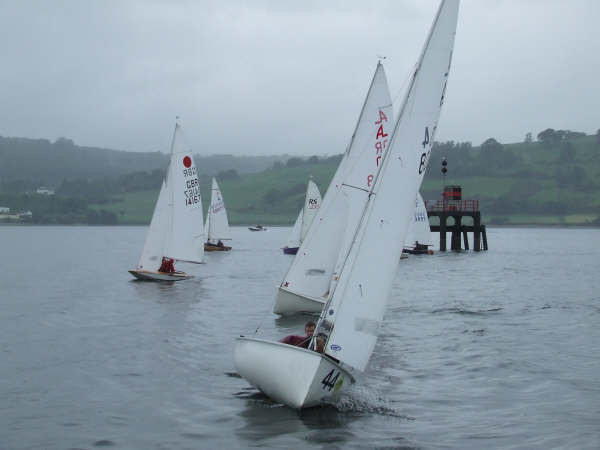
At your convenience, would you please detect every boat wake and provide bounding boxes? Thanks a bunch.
[334,387,414,420]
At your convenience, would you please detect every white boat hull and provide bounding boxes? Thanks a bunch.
[273,286,326,315]
[128,270,193,281]
[233,337,354,409]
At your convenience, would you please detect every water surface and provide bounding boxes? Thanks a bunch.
[1,226,599,449]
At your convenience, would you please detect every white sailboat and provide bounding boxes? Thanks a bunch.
[283,179,322,255]
[235,0,460,408]
[273,60,394,314]
[403,192,433,254]
[204,177,232,251]
[129,121,205,281]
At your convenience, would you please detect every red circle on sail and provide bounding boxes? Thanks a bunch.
[183,156,192,168]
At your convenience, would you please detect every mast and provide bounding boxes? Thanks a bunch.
[166,120,179,258]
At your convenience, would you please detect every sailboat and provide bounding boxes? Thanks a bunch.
[204,177,232,251]
[403,193,434,255]
[234,0,460,408]
[273,60,394,315]
[283,178,322,255]
[129,121,205,281]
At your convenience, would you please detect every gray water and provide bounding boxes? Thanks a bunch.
[1,226,599,449]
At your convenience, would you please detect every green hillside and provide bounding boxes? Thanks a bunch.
[89,132,600,226]
[3,128,600,226]
[92,158,340,225]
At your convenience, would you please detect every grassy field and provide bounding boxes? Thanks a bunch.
[90,135,600,226]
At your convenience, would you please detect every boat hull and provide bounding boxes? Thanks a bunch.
[128,270,193,281]
[273,286,325,315]
[402,248,434,255]
[204,243,232,252]
[233,337,354,409]
[282,246,299,255]
[248,226,267,231]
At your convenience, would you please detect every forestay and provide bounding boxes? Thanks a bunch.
[278,62,394,301]
[320,0,460,371]
[164,124,205,263]
[206,177,231,243]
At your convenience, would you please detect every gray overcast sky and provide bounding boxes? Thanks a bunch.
[0,0,598,155]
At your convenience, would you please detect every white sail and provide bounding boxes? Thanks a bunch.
[404,192,432,248]
[318,0,460,371]
[300,179,322,240]
[164,123,205,263]
[284,209,303,249]
[206,177,231,243]
[275,62,394,313]
[138,180,169,271]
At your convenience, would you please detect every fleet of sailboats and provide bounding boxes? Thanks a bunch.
[234,0,459,408]
[204,177,232,251]
[125,0,459,411]
[282,178,322,255]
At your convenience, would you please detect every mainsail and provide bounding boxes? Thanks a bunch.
[317,0,460,371]
[276,62,394,305]
[284,179,322,250]
[300,179,322,241]
[164,123,205,264]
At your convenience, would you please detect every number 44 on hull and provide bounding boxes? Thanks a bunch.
[234,337,354,409]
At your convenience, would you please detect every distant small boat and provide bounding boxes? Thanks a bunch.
[283,178,322,255]
[129,121,204,281]
[204,177,232,252]
[403,193,434,255]
[248,225,267,231]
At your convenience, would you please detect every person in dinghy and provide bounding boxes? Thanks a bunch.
[279,321,315,349]
[158,257,175,273]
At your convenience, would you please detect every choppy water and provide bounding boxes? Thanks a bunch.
[1,225,599,449]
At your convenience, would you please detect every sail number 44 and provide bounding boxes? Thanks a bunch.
[321,369,341,392]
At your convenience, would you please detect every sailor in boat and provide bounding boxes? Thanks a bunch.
[217,240,224,248]
[279,321,315,349]
[158,257,175,273]
[314,333,326,353]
